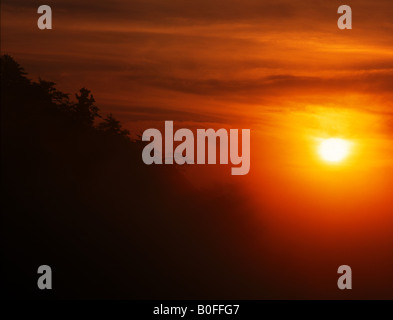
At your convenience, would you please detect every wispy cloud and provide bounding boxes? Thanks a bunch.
[2,0,393,134]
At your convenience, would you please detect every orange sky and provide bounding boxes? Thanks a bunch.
[2,0,393,175]
[2,0,393,130]
[2,0,393,297]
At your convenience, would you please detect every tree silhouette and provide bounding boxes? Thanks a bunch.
[73,87,100,126]
[37,79,70,106]
[0,54,29,86]
[1,54,262,300]
[98,113,130,138]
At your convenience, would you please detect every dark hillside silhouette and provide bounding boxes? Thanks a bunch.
[1,55,265,299]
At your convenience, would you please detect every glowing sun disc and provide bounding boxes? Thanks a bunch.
[318,138,350,163]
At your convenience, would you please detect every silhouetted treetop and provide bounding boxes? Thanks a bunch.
[1,54,29,85]
[37,79,70,106]
[98,113,130,138]
[1,54,130,139]
[73,87,100,127]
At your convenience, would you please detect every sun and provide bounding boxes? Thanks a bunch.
[318,138,351,163]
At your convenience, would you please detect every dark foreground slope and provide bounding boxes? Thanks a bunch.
[1,55,265,299]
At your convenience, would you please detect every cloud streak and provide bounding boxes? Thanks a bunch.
[2,0,393,136]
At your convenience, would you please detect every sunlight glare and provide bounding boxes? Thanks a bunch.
[318,138,351,163]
